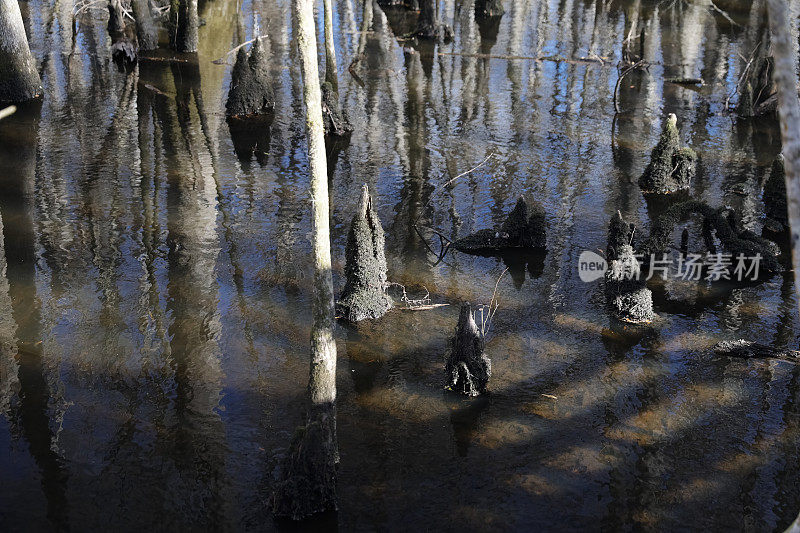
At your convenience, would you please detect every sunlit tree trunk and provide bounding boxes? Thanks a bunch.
[271,0,338,520]
[169,0,198,52]
[323,0,338,92]
[766,1,800,528]
[0,0,42,103]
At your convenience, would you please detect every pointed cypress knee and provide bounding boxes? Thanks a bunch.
[445,304,491,396]
[638,114,697,195]
[226,38,275,118]
[337,185,392,322]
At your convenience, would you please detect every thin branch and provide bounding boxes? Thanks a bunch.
[613,59,646,114]
[441,152,494,188]
[211,35,269,65]
[0,106,16,121]
[709,0,740,27]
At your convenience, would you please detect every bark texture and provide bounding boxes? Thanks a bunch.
[445,304,491,396]
[225,39,275,117]
[638,113,696,194]
[169,0,199,53]
[338,184,392,322]
[605,212,654,324]
[0,0,42,104]
[272,0,338,520]
[766,4,800,527]
[132,0,158,51]
[323,0,338,92]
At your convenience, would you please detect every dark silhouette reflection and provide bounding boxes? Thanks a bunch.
[449,395,489,457]
[227,115,274,167]
[0,103,70,531]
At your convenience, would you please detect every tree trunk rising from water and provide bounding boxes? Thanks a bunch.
[271,0,339,520]
[169,0,199,53]
[323,0,338,92]
[0,0,42,103]
[766,1,800,532]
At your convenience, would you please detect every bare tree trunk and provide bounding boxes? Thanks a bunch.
[766,1,800,529]
[323,0,338,92]
[169,0,199,52]
[0,0,42,103]
[271,0,339,520]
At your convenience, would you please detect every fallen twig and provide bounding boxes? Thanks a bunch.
[613,59,647,114]
[211,35,269,65]
[0,106,16,121]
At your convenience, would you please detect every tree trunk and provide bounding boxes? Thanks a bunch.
[323,0,338,92]
[0,0,42,104]
[271,0,339,520]
[132,0,159,51]
[766,1,800,529]
[416,0,436,38]
[169,0,199,53]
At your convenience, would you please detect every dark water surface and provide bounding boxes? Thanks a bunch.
[2,0,800,530]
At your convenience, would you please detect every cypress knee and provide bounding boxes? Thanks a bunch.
[445,304,491,396]
[338,185,392,321]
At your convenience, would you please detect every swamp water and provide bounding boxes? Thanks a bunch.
[1,0,800,530]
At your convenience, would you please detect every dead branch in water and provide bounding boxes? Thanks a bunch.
[0,106,16,121]
[211,35,269,65]
[476,267,509,338]
[613,59,647,114]
[386,283,448,310]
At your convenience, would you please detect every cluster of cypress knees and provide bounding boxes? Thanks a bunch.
[224,44,795,392]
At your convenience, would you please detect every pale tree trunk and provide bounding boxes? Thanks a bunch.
[169,0,199,52]
[271,0,339,520]
[0,0,41,103]
[766,1,800,531]
[323,0,338,92]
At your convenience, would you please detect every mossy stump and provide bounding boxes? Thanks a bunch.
[445,304,491,397]
[638,114,697,195]
[225,38,275,118]
[453,197,546,255]
[337,185,392,322]
[605,212,654,324]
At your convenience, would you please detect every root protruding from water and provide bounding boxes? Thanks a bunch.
[225,38,275,118]
[337,185,392,322]
[605,212,654,324]
[638,113,697,195]
[445,304,491,397]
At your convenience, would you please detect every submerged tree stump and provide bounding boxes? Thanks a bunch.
[605,212,654,324]
[641,200,782,274]
[713,339,799,362]
[445,304,491,396]
[738,56,777,117]
[638,114,697,195]
[453,197,546,254]
[337,185,392,322]
[226,39,275,118]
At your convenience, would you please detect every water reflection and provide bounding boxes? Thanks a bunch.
[1,0,800,530]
